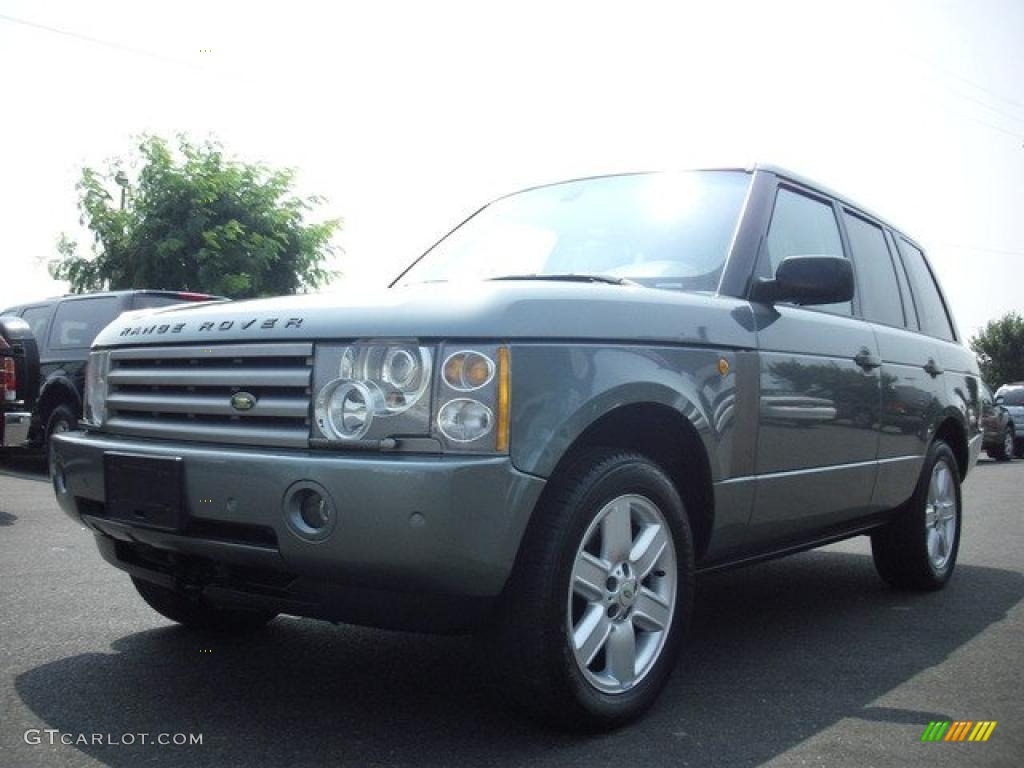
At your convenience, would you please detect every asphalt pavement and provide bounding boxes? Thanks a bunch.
[1,455,1021,767]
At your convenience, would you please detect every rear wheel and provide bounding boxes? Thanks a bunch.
[485,449,694,730]
[871,440,961,590]
[132,577,277,632]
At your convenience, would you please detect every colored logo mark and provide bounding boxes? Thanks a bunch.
[921,721,997,742]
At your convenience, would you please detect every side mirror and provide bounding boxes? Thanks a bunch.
[752,255,854,306]
[994,396,1004,406]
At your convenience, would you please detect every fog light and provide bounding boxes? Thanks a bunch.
[283,481,337,541]
[299,490,329,530]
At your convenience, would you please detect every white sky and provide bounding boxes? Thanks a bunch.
[1,0,1021,340]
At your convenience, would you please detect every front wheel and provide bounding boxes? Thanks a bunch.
[988,427,1014,462]
[485,449,694,731]
[871,440,961,590]
[45,404,77,474]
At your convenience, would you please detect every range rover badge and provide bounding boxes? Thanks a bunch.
[231,392,257,412]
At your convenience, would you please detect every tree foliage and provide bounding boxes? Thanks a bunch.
[970,311,1024,388]
[52,135,340,298]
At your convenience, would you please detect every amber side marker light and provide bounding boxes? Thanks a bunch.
[496,347,511,453]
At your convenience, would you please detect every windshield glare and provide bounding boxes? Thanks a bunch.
[397,171,751,292]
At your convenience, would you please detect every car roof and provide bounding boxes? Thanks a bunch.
[2,289,224,314]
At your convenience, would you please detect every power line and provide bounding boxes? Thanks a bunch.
[945,80,1024,127]
[908,51,1024,113]
[947,109,1023,139]
[0,12,202,70]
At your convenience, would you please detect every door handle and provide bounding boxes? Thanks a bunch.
[924,358,944,377]
[853,348,882,370]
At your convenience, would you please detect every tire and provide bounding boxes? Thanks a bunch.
[989,427,1014,462]
[871,440,961,591]
[484,449,695,731]
[45,404,77,474]
[131,577,277,632]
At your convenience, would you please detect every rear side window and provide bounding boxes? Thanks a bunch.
[897,238,955,341]
[20,305,53,343]
[842,212,904,327]
[49,297,121,350]
[765,187,852,316]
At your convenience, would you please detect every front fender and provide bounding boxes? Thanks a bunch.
[508,344,748,482]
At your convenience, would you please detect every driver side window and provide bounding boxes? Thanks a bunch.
[765,187,852,316]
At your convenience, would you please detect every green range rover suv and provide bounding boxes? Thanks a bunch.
[51,165,982,729]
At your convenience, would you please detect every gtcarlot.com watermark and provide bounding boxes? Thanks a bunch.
[24,729,202,747]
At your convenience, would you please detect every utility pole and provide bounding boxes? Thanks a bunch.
[114,171,129,209]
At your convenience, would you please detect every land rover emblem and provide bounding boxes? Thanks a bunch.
[231,392,257,412]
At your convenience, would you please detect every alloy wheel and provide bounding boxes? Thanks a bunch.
[567,494,677,694]
[924,459,957,571]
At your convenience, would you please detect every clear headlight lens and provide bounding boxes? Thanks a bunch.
[316,379,383,440]
[437,398,494,442]
[83,350,110,427]
[338,343,430,414]
[314,342,433,442]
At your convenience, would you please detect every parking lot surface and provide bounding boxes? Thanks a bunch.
[1,456,1021,767]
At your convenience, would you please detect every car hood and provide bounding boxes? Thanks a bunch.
[93,281,756,349]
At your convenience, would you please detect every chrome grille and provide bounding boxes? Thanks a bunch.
[104,342,313,448]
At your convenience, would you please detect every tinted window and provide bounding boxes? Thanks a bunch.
[20,305,53,342]
[897,238,954,341]
[887,231,919,330]
[49,297,121,349]
[843,212,904,327]
[765,187,851,316]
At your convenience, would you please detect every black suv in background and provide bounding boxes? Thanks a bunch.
[1,290,221,460]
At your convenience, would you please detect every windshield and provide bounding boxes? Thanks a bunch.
[996,386,1024,406]
[396,170,751,292]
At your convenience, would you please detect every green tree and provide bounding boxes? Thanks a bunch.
[51,135,340,298]
[970,311,1024,388]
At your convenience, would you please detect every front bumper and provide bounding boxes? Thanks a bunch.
[2,411,31,448]
[51,431,545,631]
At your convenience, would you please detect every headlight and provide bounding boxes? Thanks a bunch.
[314,342,433,442]
[443,350,495,391]
[437,398,494,442]
[83,350,110,427]
[433,344,510,454]
[313,341,510,453]
[317,379,381,440]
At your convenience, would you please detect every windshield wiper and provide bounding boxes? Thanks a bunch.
[488,273,634,286]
